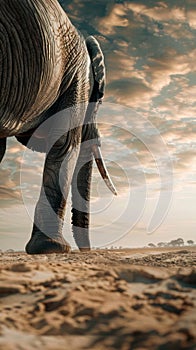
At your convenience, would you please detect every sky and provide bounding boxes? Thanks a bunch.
[0,0,195,250]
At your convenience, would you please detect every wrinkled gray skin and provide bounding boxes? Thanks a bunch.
[0,0,107,254]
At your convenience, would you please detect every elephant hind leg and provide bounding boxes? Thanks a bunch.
[0,138,6,163]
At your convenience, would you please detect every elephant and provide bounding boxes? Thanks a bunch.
[0,0,117,254]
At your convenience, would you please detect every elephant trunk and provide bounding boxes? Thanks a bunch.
[86,36,117,196]
[71,143,93,250]
[71,36,117,250]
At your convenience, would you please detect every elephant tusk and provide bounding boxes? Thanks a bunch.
[92,144,117,196]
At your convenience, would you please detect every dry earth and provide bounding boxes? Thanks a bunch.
[0,247,195,350]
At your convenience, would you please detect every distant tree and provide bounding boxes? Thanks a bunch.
[168,240,177,247]
[157,242,167,247]
[148,243,156,248]
[176,238,184,246]
[187,240,194,245]
[169,238,184,247]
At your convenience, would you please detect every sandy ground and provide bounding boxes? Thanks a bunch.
[0,246,195,350]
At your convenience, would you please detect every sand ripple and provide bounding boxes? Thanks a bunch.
[0,247,195,349]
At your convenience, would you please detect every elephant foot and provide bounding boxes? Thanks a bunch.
[25,232,71,255]
[79,247,91,252]
[73,226,91,252]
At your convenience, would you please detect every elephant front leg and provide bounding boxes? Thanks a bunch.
[71,143,93,251]
[26,129,81,254]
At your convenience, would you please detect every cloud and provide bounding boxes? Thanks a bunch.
[107,77,154,107]
[163,23,194,39]
[157,75,196,121]
[105,46,196,110]
[144,48,196,91]
[128,2,186,23]
[97,4,129,35]
[105,51,137,83]
[175,150,196,170]
[187,9,196,29]
[0,138,44,204]
[0,167,22,205]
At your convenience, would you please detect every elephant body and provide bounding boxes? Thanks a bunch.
[0,0,92,137]
[0,0,115,254]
